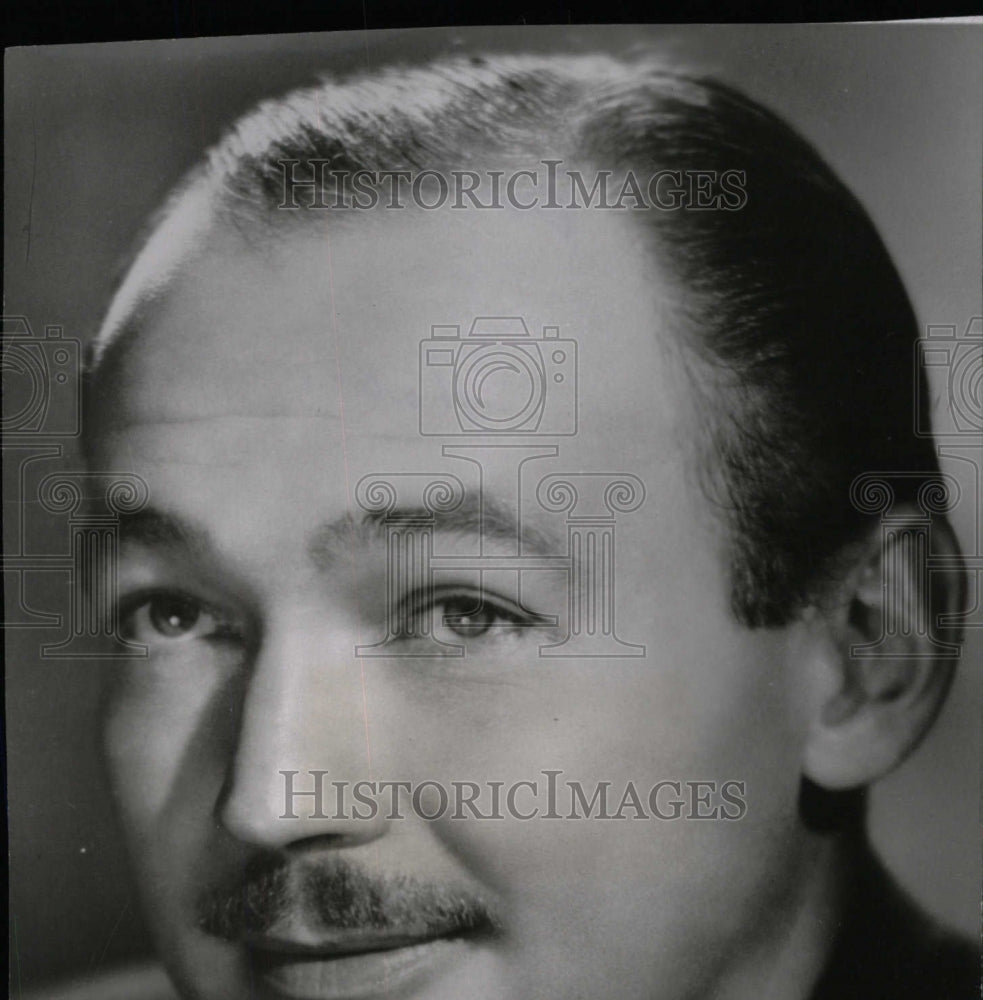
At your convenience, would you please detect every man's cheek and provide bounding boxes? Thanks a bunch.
[103,664,231,826]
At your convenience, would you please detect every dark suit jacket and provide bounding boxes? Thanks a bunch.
[810,850,977,1000]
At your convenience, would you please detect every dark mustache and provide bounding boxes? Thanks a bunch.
[197,854,498,940]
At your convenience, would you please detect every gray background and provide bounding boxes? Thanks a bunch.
[5,24,981,993]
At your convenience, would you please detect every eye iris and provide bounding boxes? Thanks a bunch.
[443,597,496,636]
[149,596,201,637]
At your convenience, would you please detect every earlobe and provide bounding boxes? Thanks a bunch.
[802,513,964,791]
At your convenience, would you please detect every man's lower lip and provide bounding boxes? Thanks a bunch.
[250,937,470,999]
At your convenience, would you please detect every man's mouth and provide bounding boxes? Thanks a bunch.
[196,855,500,998]
[244,925,486,999]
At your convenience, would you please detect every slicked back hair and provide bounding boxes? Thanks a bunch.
[87,54,942,627]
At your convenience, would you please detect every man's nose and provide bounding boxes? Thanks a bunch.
[218,616,387,849]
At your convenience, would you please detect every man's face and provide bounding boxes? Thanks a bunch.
[94,205,824,1000]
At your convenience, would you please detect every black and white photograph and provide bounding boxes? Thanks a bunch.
[4,21,981,1000]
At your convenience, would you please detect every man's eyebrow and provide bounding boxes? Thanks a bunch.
[308,494,562,570]
[116,507,214,552]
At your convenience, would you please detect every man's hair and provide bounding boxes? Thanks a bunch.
[86,53,942,627]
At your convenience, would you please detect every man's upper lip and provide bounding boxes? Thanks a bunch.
[242,926,467,959]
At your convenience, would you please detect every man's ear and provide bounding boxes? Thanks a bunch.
[802,511,965,791]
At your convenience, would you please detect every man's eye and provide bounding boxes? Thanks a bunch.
[440,595,506,637]
[395,589,549,647]
[148,595,206,637]
[121,593,226,642]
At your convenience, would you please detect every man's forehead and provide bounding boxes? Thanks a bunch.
[97,204,685,439]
